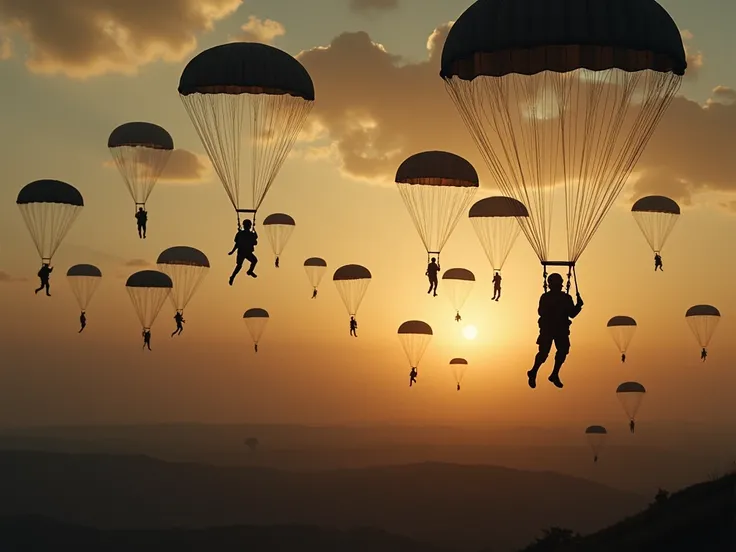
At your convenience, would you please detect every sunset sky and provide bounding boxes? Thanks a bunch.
[0,0,735,429]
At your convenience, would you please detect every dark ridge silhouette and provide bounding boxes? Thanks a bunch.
[0,515,445,552]
[0,451,645,551]
[514,472,736,551]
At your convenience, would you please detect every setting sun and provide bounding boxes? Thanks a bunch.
[462,325,478,340]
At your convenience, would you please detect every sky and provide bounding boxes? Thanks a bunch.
[0,0,735,429]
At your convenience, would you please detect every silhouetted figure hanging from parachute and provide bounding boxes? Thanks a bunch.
[398,321,433,389]
[333,265,371,339]
[263,213,296,269]
[450,358,468,391]
[304,257,327,299]
[171,312,185,337]
[66,264,102,333]
[229,220,258,284]
[135,207,148,239]
[79,312,87,333]
[492,272,502,301]
[631,196,680,271]
[35,264,53,296]
[685,305,720,362]
[157,246,210,337]
[607,316,637,363]
[585,425,607,463]
[616,382,646,434]
[442,268,474,321]
[142,329,152,351]
[243,308,270,353]
[426,258,440,297]
[125,270,173,351]
[350,316,358,337]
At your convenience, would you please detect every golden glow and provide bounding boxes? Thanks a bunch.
[462,325,478,341]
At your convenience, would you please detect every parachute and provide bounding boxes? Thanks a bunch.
[243,308,270,353]
[449,357,469,389]
[156,246,210,315]
[125,270,173,333]
[616,381,646,423]
[107,122,174,210]
[333,264,372,318]
[397,321,433,371]
[395,151,479,263]
[304,257,327,295]
[468,196,528,273]
[631,195,680,257]
[607,316,637,361]
[17,179,84,264]
[262,213,296,267]
[685,305,721,358]
[66,264,102,313]
[441,268,475,321]
[441,0,686,291]
[585,425,608,463]
[178,42,315,228]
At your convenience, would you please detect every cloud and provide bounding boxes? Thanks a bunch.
[0,270,26,282]
[234,15,285,44]
[103,148,210,184]
[0,35,11,60]
[0,0,241,78]
[350,0,399,13]
[124,259,151,268]
[681,30,704,79]
[706,85,736,107]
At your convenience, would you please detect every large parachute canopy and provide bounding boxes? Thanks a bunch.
[178,42,315,227]
[631,195,680,255]
[243,308,270,352]
[395,151,479,262]
[607,316,638,359]
[397,320,433,369]
[441,268,475,320]
[156,246,210,315]
[17,179,84,264]
[304,257,327,292]
[125,270,173,331]
[585,425,608,462]
[66,264,102,312]
[107,122,174,209]
[449,357,469,387]
[441,0,686,282]
[333,264,372,317]
[685,305,720,354]
[469,196,528,272]
[616,381,646,422]
[262,213,296,265]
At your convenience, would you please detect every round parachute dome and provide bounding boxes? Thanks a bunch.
[585,425,607,435]
[617,382,646,394]
[442,268,475,282]
[244,308,269,319]
[469,196,529,218]
[395,151,479,187]
[607,316,637,327]
[66,264,102,278]
[178,42,315,100]
[450,358,468,365]
[108,122,174,150]
[333,264,371,281]
[304,257,327,268]
[631,196,680,215]
[125,270,173,289]
[686,305,720,318]
[157,246,210,268]
[440,0,687,79]
[17,179,84,206]
[263,213,296,226]
[398,320,433,336]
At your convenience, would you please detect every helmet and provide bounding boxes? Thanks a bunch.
[547,273,563,287]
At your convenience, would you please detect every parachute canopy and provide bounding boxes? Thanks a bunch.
[263,213,296,260]
[442,268,475,317]
[616,381,646,421]
[585,425,608,459]
[333,264,372,316]
[304,257,327,290]
[440,0,686,265]
[125,270,173,330]
[66,264,102,311]
[17,179,84,263]
[469,196,528,271]
[631,195,680,254]
[607,315,638,355]
[395,151,479,257]
[108,122,174,207]
[156,246,210,314]
[585,425,607,435]
[397,320,433,369]
[685,305,721,349]
[243,307,270,346]
[178,42,315,225]
[450,357,469,385]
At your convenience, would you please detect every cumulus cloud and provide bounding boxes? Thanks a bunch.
[706,85,736,107]
[103,148,210,184]
[0,270,25,282]
[350,0,399,13]
[0,35,11,60]
[681,30,704,79]
[0,0,241,78]
[124,259,150,268]
[234,15,285,44]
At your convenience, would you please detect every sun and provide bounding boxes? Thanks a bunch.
[462,324,478,340]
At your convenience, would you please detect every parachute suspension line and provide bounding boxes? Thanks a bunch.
[109,145,172,206]
[18,202,82,264]
[543,265,548,293]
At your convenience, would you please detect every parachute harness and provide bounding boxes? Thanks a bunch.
[542,261,579,297]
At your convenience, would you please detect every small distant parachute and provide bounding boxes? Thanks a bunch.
[304,257,327,297]
[66,264,102,318]
[616,382,646,424]
[397,321,433,376]
[156,246,210,316]
[631,196,680,258]
[17,179,84,265]
[442,268,475,321]
[333,264,372,320]
[468,196,528,273]
[244,437,259,453]
[449,357,468,390]
[107,122,174,210]
[395,151,479,264]
[125,270,173,337]
[585,425,608,463]
[243,308,269,353]
[685,305,721,359]
[262,213,296,267]
[607,316,637,362]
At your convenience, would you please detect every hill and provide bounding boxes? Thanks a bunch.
[0,451,644,551]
